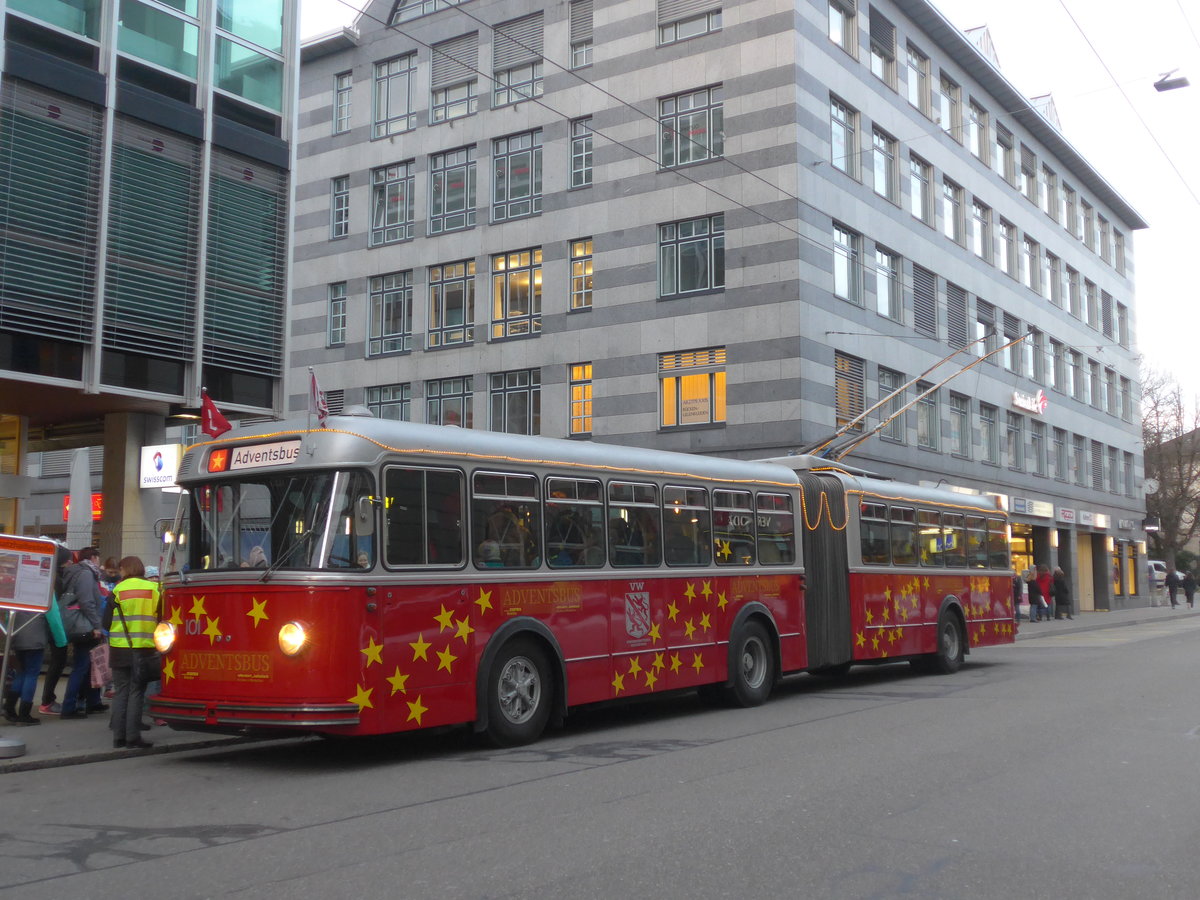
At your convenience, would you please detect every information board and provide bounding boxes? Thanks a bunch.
[0,534,57,613]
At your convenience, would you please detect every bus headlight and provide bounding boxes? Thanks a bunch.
[278,622,308,656]
[153,622,176,653]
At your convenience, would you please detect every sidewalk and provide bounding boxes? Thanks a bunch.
[5,603,1198,772]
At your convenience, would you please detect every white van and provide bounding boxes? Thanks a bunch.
[1148,560,1168,591]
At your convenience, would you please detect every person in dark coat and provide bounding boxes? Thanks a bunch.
[1165,569,1182,609]
[1052,567,1074,620]
[1183,571,1197,609]
[1025,569,1047,622]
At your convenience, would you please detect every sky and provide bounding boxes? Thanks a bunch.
[299,0,1200,401]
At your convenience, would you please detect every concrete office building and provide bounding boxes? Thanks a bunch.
[294,0,1149,609]
[0,0,297,555]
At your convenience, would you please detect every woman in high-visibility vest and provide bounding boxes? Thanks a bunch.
[103,556,161,750]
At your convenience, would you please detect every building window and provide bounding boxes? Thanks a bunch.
[973,300,995,358]
[370,161,415,246]
[366,383,410,420]
[1116,302,1129,347]
[1071,434,1086,486]
[1006,411,1024,470]
[936,73,960,139]
[828,0,856,56]
[1088,360,1102,409]
[1052,427,1067,481]
[1115,231,1126,275]
[1081,201,1096,251]
[1050,340,1066,392]
[1044,252,1060,304]
[428,260,475,348]
[998,219,1016,277]
[1099,216,1112,264]
[830,96,858,178]
[905,44,929,114]
[1124,451,1135,496]
[1067,266,1081,318]
[1028,328,1046,384]
[1120,376,1133,421]
[432,80,478,122]
[1104,367,1117,415]
[491,248,542,339]
[333,72,352,134]
[368,271,413,355]
[869,8,896,87]
[570,362,593,435]
[1062,184,1078,237]
[429,146,476,234]
[878,367,904,442]
[660,347,727,428]
[570,238,593,310]
[993,126,1014,184]
[916,382,938,450]
[328,282,346,346]
[834,352,865,430]
[872,128,897,201]
[492,12,545,106]
[1090,440,1104,491]
[832,224,862,305]
[661,86,724,168]
[1040,164,1058,219]
[912,265,937,338]
[1069,350,1085,400]
[427,376,473,427]
[971,199,991,261]
[967,100,987,160]
[489,369,541,435]
[980,403,999,464]
[569,0,593,68]
[658,2,721,45]
[1002,312,1021,374]
[909,156,932,224]
[330,175,349,239]
[493,60,543,107]
[570,117,593,188]
[493,130,542,222]
[392,0,470,23]
[949,393,969,457]
[1021,236,1039,292]
[947,282,968,348]
[659,213,724,297]
[1085,280,1099,329]
[373,53,416,137]
[941,178,963,243]
[1019,146,1038,204]
[874,245,899,320]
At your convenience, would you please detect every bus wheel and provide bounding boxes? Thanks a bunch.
[725,621,774,707]
[930,609,965,674]
[485,638,551,747]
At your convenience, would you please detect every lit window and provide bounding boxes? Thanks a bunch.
[569,363,593,435]
[660,347,726,428]
[570,238,593,310]
[491,248,542,339]
[427,260,475,348]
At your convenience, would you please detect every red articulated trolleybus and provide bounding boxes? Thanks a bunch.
[150,413,1015,746]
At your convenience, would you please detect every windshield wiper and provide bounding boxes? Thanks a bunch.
[259,528,316,583]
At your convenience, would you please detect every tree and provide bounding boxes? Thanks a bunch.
[1141,367,1200,567]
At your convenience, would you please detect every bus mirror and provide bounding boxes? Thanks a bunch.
[355,495,376,536]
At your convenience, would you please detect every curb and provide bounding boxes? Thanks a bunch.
[0,733,286,775]
[1014,606,1200,642]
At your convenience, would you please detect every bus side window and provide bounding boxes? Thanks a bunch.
[890,506,917,566]
[384,467,464,567]
[942,513,966,568]
[545,477,605,568]
[919,509,943,567]
[472,472,540,569]
[609,482,660,567]
[966,515,988,568]
[987,517,1009,569]
[860,502,890,565]
[714,489,755,566]
[756,493,795,565]
[663,485,711,566]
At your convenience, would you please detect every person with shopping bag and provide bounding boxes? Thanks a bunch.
[104,556,161,750]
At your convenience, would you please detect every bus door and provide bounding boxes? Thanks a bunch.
[798,472,851,669]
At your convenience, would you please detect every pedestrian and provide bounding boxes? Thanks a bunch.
[3,596,65,725]
[38,544,79,716]
[57,546,106,720]
[105,556,161,750]
[1166,568,1182,609]
[1012,571,1025,622]
[1052,567,1073,619]
[1025,569,1047,622]
[1183,570,1197,609]
[1036,564,1053,620]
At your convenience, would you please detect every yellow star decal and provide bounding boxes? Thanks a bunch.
[436,644,458,673]
[203,616,222,645]
[189,596,207,620]
[648,622,662,643]
[612,671,625,694]
[684,619,697,639]
[910,594,919,610]
[923,576,931,589]
[898,607,909,622]
[409,633,431,660]
[881,605,891,622]
[701,580,713,600]
[349,684,373,712]
[667,600,680,622]
[700,612,712,632]
[669,653,682,674]
[247,597,268,627]
[865,608,874,625]
[895,627,904,639]
[718,540,731,560]
[474,587,493,613]
[717,591,729,611]
[887,629,897,644]
[628,656,643,676]
[855,631,866,648]
[871,634,880,651]
[691,652,704,672]
[645,670,658,690]
[162,657,175,683]
[652,651,665,672]
[168,606,183,627]
[684,583,697,602]
[386,667,409,695]
[454,616,474,644]
[884,586,892,602]
[434,604,455,632]
[361,636,384,667]
[406,695,427,724]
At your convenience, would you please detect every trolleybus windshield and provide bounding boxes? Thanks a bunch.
[189,470,375,573]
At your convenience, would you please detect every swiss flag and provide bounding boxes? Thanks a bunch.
[200,389,232,438]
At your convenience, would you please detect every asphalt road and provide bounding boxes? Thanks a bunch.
[4,617,1200,899]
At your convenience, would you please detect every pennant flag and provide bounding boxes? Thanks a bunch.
[309,367,329,427]
[200,389,232,438]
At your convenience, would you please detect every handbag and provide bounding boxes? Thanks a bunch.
[114,601,162,685]
[60,593,98,646]
[89,642,112,688]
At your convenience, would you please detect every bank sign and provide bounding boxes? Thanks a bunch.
[140,443,182,489]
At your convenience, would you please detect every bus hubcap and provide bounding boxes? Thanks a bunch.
[499,656,540,724]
